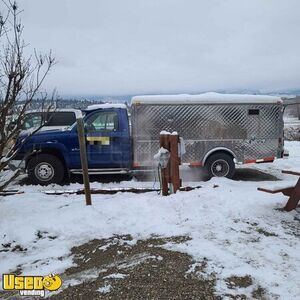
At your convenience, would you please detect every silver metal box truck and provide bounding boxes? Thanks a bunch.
[14,93,294,185]
[131,93,285,178]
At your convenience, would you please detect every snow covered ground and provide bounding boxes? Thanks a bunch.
[1,141,300,299]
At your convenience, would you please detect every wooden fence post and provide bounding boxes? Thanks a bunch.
[169,133,181,193]
[76,116,92,206]
[159,133,170,196]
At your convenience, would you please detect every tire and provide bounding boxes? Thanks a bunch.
[27,154,65,185]
[205,153,235,179]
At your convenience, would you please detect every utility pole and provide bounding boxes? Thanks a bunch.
[76,114,92,205]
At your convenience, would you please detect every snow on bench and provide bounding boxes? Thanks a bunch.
[257,181,297,194]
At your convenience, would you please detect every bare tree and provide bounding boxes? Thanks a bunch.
[0,0,56,191]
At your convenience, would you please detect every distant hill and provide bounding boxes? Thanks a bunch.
[61,89,300,101]
[20,89,300,110]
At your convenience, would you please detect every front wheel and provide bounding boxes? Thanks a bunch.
[205,153,235,179]
[27,154,65,185]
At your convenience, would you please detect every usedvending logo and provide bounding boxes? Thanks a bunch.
[2,273,62,297]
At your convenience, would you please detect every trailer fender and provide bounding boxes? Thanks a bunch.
[203,147,237,165]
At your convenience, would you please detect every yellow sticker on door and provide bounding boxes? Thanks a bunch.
[86,136,110,145]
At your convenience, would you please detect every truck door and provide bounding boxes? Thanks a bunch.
[85,110,127,168]
[245,108,263,159]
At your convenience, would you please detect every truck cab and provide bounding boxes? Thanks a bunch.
[16,104,131,185]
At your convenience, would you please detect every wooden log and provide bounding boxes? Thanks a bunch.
[0,190,24,196]
[44,186,204,196]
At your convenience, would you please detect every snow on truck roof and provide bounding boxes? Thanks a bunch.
[86,103,127,110]
[131,92,282,105]
[25,108,81,114]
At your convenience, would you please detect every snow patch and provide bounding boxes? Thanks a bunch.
[103,273,127,279]
[86,103,127,110]
[97,283,112,294]
[160,130,171,135]
[132,92,282,105]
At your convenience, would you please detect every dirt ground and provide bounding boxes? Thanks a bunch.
[49,235,219,300]
[0,235,269,300]
[53,235,269,300]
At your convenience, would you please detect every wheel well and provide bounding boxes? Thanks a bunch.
[26,149,67,170]
[203,149,235,165]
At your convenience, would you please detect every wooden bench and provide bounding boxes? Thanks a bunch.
[258,169,300,211]
[257,185,295,197]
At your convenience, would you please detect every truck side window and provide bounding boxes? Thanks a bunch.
[45,112,76,126]
[85,112,118,132]
[22,113,43,129]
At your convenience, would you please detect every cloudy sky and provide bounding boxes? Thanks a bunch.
[16,0,300,96]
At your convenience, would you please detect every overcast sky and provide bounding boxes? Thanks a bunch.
[14,0,300,96]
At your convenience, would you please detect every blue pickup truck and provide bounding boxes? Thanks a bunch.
[16,104,132,184]
[15,94,287,185]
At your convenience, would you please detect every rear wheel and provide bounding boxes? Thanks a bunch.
[205,153,235,179]
[27,154,65,185]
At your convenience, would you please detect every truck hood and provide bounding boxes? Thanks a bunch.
[34,128,71,135]
[21,126,70,135]
[19,128,72,142]
[16,128,74,155]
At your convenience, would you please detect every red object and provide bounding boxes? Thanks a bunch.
[189,161,202,167]
[244,157,274,164]
[263,157,274,162]
[244,159,256,164]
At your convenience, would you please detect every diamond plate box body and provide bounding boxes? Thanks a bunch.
[131,102,284,167]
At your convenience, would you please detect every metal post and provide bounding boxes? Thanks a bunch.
[76,117,92,205]
[159,133,170,196]
[169,133,181,193]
